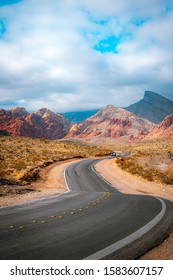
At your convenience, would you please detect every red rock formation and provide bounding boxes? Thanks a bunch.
[27,108,72,139]
[0,107,72,139]
[144,113,173,140]
[65,104,154,141]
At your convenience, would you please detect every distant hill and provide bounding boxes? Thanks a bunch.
[65,104,154,141]
[62,109,99,123]
[125,91,173,123]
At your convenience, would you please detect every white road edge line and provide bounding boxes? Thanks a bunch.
[63,165,71,192]
[63,158,92,192]
[85,162,167,259]
[85,197,166,260]
[91,160,113,188]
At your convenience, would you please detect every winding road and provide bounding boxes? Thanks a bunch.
[0,158,173,259]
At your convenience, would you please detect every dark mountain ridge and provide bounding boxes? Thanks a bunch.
[125,91,173,123]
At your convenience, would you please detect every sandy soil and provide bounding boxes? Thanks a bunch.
[139,231,173,260]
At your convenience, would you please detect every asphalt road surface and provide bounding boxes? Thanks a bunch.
[0,158,173,260]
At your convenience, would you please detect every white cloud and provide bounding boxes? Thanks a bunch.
[0,0,173,112]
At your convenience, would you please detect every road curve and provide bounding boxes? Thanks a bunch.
[0,158,173,260]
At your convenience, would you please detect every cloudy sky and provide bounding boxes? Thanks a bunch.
[0,0,173,112]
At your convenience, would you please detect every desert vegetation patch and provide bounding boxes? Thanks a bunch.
[0,136,111,185]
[115,139,173,185]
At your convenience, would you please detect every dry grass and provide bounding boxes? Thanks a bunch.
[116,157,173,184]
[0,136,111,184]
[115,139,173,185]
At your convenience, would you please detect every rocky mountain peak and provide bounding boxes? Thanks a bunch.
[105,104,115,110]
[126,91,173,123]
[65,104,154,140]
[0,107,72,139]
[95,104,135,121]
[35,108,56,119]
[9,107,28,118]
[144,91,171,103]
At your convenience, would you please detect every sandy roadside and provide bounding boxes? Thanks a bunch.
[95,158,173,201]
[0,158,81,207]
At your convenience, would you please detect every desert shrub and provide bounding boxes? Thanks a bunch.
[116,156,173,185]
[163,164,173,184]
[15,161,28,170]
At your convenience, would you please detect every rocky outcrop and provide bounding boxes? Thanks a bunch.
[126,91,173,123]
[28,108,72,139]
[65,104,154,141]
[0,107,72,139]
[144,113,173,140]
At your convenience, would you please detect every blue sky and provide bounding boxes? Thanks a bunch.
[94,35,121,53]
[0,0,21,6]
[0,0,173,112]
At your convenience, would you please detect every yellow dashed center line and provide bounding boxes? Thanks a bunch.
[8,192,111,230]
[19,226,24,229]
